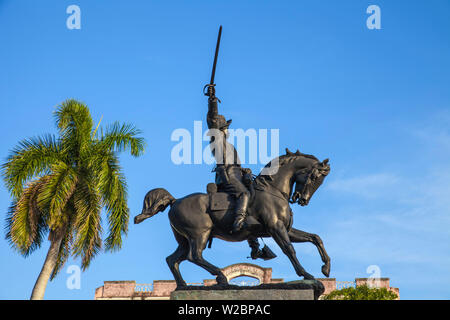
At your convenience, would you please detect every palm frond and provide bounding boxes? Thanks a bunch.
[99,154,129,251]
[101,122,145,157]
[50,201,76,280]
[5,176,50,256]
[2,135,64,199]
[72,175,102,270]
[54,99,94,160]
[38,162,78,230]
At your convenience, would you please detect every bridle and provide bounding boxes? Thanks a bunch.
[290,161,329,204]
[255,159,330,205]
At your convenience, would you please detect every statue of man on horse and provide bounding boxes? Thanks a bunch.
[134,26,332,288]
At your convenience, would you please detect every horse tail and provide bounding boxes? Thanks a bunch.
[134,188,176,224]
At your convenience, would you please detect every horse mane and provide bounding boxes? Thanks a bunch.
[254,148,318,186]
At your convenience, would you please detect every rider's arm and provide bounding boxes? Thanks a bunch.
[207,97,220,129]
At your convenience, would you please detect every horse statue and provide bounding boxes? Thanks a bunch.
[134,148,331,288]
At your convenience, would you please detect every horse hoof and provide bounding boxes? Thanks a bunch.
[216,274,229,286]
[176,284,188,290]
[322,264,330,278]
[303,273,315,280]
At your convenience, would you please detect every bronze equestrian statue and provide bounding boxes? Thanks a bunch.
[134,26,331,287]
[134,149,331,287]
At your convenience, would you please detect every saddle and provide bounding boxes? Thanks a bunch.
[206,183,260,228]
[209,190,235,211]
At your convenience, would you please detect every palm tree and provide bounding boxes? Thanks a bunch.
[2,99,145,300]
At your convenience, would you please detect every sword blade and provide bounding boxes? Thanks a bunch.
[210,25,222,85]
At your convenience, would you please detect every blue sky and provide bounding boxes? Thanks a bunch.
[1,0,449,299]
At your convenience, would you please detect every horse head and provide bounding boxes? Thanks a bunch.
[257,148,330,206]
[291,158,330,206]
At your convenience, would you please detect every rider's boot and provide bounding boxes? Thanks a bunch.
[248,238,277,261]
[248,238,263,259]
[232,193,249,233]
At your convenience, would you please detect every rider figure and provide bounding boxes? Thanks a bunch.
[206,85,249,233]
[205,85,275,260]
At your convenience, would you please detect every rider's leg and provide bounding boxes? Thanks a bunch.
[224,167,251,233]
[232,191,250,233]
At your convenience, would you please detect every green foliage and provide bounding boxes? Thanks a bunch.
[2,99,146,278]
[323,285,398,300]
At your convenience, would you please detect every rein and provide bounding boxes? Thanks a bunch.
[254,182,290,203]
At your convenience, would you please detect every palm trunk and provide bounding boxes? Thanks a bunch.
[30,235,63,300]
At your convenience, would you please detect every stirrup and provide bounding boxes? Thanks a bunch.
[260,245,277,260]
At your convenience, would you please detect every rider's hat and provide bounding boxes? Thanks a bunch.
[217,115,232,130]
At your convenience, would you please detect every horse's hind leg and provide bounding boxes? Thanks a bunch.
[187,232,228,286]
[288,227,331,277]
[166,229,189,288]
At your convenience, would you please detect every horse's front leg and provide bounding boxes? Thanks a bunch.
[268,221,314,280]
[288,227,331,278]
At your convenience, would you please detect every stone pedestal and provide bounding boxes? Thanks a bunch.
[170,280,324,300]
[171,288,314,300]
